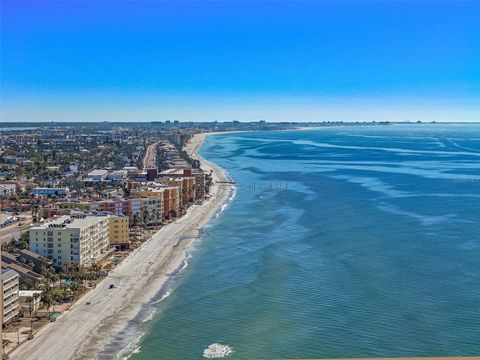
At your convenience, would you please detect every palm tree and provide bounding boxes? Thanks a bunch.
[26,296,34,316]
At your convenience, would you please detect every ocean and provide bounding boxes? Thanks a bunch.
[127,124,480,359]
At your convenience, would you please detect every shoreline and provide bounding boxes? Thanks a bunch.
[10,132,234,360]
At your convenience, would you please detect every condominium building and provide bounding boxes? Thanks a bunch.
[99,199,130,217]
[108,216,129,250]
[29,215,111,270]
[162,186,179,219]
[161,177,191,210]
[2,268,19,325]
[133,186,179,219]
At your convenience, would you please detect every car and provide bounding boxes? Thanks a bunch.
[108,284,117,289]
[86,301,91,305]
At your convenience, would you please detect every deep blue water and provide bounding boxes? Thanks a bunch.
[129,124,480,359]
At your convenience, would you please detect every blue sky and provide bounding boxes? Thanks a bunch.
[1,1,479,122]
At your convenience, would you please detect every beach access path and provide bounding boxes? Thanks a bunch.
[10,132,232,360]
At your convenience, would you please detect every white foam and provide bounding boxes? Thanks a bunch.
[203,343,233,358]
[178,259,188,273]
[215,186,237,219]
[141,309,156,323]
[116,332,144,360]
[152,290,171,304]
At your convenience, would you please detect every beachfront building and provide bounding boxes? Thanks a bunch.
[190,168,207,201]
[108,216,129,250]
[162,186,180,219]
[2,268,19,326]
[161,177,195,210]
[133,185,179,219]
[29,215,111,270]
[99,199,130,217]
[168,131,193,147]
[131,190,165,224]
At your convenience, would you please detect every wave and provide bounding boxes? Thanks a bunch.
[152,290,171,304]
[215,185,237,219]
[115,331,144,360]
[141,309,157,324]
[203,343,233,358]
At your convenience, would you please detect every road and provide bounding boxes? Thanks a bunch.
[143,141,159,170]
[0,215,32,245]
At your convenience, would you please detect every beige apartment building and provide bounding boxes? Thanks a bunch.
[133,185,180,219]
[109,216,129,250]
[29,215,111,270]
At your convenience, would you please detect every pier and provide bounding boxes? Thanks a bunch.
[216,181,237,185]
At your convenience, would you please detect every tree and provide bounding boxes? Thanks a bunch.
[43,291,54,317]
[26,296,34,316]
[132,213,139,227]
[33,292,41,317]
[142,207,149,226]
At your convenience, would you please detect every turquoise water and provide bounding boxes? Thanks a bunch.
[130,125,480,359]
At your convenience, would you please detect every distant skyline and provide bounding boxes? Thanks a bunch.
[1,1,479,122]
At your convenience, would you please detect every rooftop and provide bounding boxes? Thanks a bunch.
[30,215,107,231]
[19,249,53,263]
[87,169,108,176]
[2,263,43,281]
[1,267,19,281]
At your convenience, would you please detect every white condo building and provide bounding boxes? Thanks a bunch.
[2,269,19,325]
[29,215,111,269]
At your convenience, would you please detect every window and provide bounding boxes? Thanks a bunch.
[58,250,62,253]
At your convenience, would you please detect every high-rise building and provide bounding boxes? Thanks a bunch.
[1,268,19,325]
[29,215,111,270]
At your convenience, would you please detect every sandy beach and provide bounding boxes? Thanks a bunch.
[10,132,232,360]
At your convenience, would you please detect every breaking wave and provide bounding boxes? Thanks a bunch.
[203,343,233,358]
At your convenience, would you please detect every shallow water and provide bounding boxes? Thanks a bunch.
[128,124,480,359]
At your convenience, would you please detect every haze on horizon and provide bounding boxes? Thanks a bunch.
[0,1,479,123]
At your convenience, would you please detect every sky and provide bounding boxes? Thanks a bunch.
[0,0,479,123]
